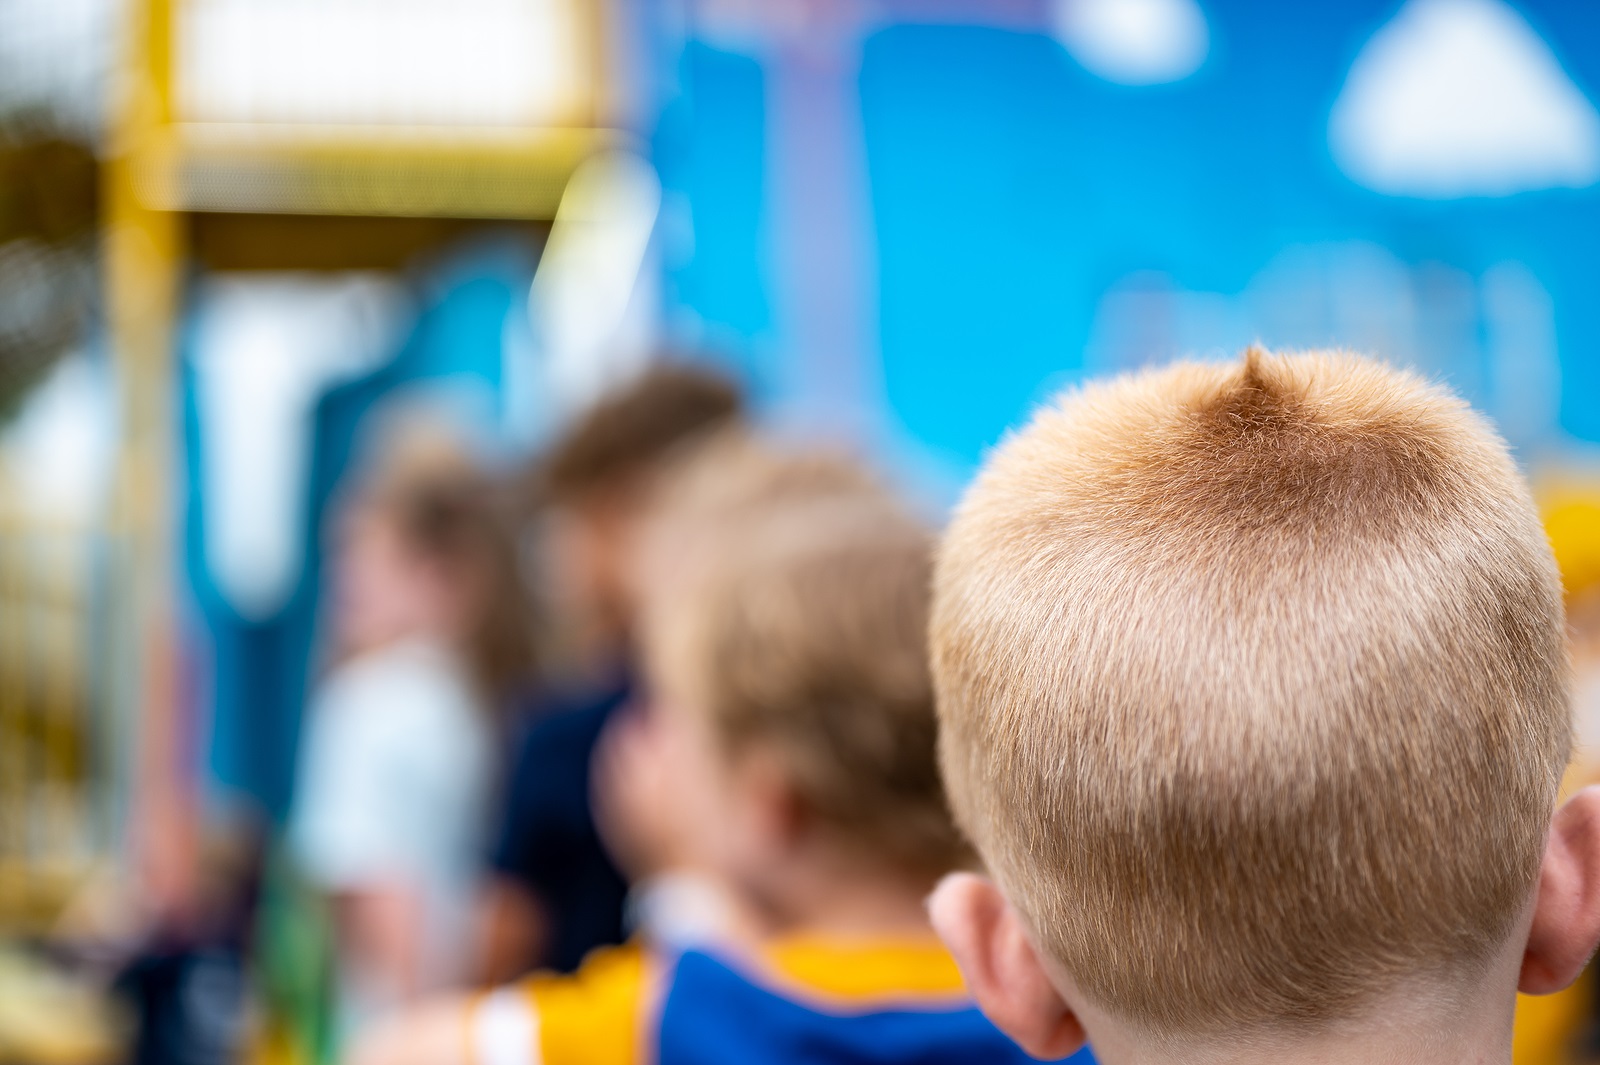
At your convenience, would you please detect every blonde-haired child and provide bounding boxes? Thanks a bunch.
[928,348,1599,1064]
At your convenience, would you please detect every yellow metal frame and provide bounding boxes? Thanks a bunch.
[104,0,619,914]
[134,124,620,219]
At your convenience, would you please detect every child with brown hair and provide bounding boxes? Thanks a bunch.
[927,348,1600,1064]
[351,446,1085,1065]
[291,439,533,1037]
[476,361,745,982]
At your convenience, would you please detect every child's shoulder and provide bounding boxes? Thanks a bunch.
[733,935,969,1003]
[482,936,1096,1065]
[656,936,1088,1065]
[511,942,651,1065]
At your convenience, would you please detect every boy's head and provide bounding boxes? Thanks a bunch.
[530,360,743,647]
[629,451,967,906]
[928,349,1600,1059]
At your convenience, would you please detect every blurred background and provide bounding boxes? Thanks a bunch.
[0,0,1598,1061]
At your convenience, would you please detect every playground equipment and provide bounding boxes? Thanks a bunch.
[0,0,622,932]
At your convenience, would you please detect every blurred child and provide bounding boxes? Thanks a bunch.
[477,360,744,981]
[926,348,1600,1065]
[589,435,899,931]
[290,442,533,1037]
[351,450,1087,1065]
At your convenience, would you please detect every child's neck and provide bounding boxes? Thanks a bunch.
[748,849,938,941]
[1085,979,1516,1065]
[1112,1030,1511,1065]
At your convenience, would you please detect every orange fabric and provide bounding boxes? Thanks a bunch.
[1513,978,1590,1065]
[526,943,650,1065]
[497,935,972,1065]
[758,936,969,1006]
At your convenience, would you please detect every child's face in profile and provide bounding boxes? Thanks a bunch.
[596,671,792,901]
[543,490,647,653]
[332,508,453,656]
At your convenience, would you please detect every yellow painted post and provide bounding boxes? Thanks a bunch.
[103,0,192,921]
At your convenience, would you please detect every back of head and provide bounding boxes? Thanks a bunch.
[931,349,1570,1037]
[643,449,969,880]
[536,361,743,506]
[636,432,887,582]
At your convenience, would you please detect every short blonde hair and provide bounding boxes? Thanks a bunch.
[931,349,1570,1036]
[643,450,969,878]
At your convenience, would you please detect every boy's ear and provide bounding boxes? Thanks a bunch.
[929,872,1087,1060]
[1521,786,1600,994]
[733,747,809,847]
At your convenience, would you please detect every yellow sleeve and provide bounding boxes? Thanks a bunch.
[467,943,650,1065]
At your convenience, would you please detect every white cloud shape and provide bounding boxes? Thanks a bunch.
[1330,0,1600,198]
[1052,0,1209,86]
